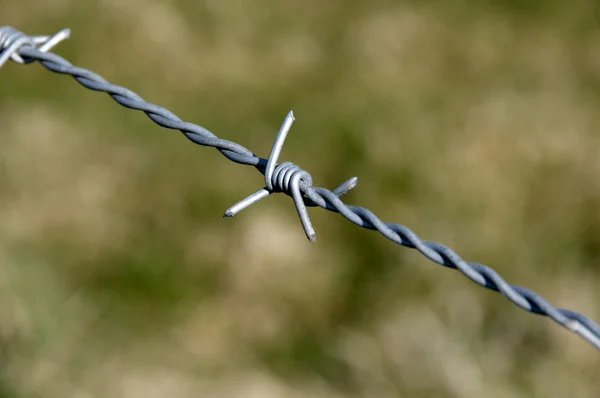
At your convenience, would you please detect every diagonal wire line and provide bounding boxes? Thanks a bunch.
[5,38,600,351]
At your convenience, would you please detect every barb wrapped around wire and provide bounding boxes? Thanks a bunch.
[0,26,70,68]
[2,25,600,353]
[224,111,358,241]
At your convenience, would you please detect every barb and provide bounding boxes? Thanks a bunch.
[224,110,358,241]
[2,26,600,351]
[0,26,70,68]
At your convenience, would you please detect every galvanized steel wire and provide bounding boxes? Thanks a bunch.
[2,25,600,351]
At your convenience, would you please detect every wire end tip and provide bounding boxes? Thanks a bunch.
[287,110,295,121]
[307,233,316,242]
[566,320,580,332]
[223,210,235,218]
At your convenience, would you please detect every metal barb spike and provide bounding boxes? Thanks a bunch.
[265,110,295,191]
[35,28,71,53]
[223,188,271,217]
[332,176,359,197]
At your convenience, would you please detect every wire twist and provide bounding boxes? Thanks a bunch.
[2,26,600,351]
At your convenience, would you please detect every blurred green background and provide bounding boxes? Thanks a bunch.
[1,0,600,396]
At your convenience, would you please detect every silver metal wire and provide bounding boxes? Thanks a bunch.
[2,25,600,352]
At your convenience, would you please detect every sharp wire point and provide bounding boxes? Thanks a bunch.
[348,176,359,189]
[332,176,360,197]
[37,28,71,53]
[224,188,271,217]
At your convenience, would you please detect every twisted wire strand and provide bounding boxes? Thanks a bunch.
[8,42,600,350]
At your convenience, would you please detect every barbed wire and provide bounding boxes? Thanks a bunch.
[2,25,600,351]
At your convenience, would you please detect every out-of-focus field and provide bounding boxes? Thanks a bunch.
[1,0,600,396]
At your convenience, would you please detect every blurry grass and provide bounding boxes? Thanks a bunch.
[1,0,600,397]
